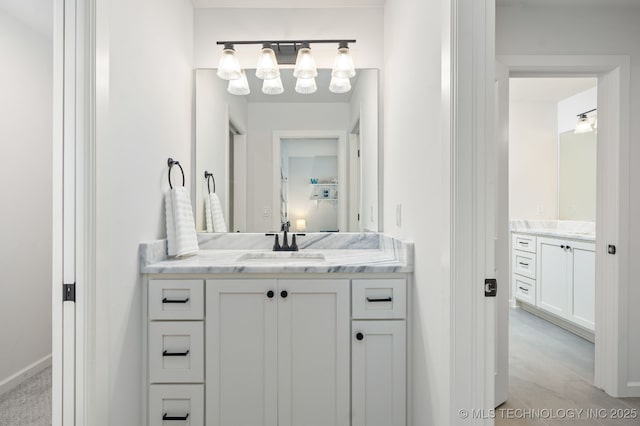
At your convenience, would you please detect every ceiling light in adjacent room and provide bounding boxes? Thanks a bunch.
[575,112,594,134]
[256,43,280,80]
[217,43,242,80]
[228,70,250,95]
[262,75,284,95]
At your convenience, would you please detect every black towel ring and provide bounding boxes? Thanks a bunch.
[167,158,185,189]
[204,171,216,194]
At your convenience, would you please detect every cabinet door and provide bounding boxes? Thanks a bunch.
[570,243,596,330]
[206,279,278,426]
[352,321,406,426]
[537,238,570,317]
[277,279,350,426]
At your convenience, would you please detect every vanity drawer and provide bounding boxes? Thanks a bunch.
[352,279,406,319]
[512,233,536,254]
[149,280,204,320]
[149,384,204,426]
[512,250,536,280]
[513,274,535,306]
[148,322,204,383]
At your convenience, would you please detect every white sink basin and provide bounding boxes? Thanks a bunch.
[237,252,326,262]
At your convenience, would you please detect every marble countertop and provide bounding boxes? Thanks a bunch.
[510,220,595,242]
[140,233,413,274]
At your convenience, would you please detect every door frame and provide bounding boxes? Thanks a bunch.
[496,54,633,397]
[272,130,348,232]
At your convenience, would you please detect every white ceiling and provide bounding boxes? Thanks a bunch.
[243,68,359,103]
[498,0,640,6]
[509,78,597,103]
[193,0,385,8]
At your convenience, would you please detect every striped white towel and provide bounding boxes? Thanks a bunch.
[165,187,199,257]
[205,192,227,233]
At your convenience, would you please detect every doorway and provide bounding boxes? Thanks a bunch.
[494,55,636,417]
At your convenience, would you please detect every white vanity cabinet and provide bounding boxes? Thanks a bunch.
[206,279,350,426]
[144,275,408,426]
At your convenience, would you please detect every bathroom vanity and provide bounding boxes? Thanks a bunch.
[511,221,595,340]
[139,233,413,426]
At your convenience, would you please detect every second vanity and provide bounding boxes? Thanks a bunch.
[139,233,413,426]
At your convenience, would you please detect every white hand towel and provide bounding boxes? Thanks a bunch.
[207,192,227,233]
[165,187,199,257]
[204,194,214,233]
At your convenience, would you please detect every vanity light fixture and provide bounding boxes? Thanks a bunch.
[262,75,284,95]
[227,70,250,95]
[216,39,356,95]
[332,42,356,79]
[575,108,596,134]
[217,43,242,80]
[256,43,280,80]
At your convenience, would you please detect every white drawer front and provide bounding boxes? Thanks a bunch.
[149,384,203,426]
[513,274,535,305]
[352,279,406,319]
[512,250,536,280]
[149,280,204,321]
[512,233,536,254]
[149,322,204,383]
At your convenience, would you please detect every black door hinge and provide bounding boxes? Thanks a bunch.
[357,213,360,221]
[357,149,360,158]
[63,283,76,302]
[484,279,497,297]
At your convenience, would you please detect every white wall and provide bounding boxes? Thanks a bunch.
[0,1,52,390]
[509,100,558,219]
[194,8,384,70]
[95,0,193,423]
[384,0,451,424]
[349,69,379,231]
[246,103,349,231]
[497,3,640,391]
[195,70,248,231]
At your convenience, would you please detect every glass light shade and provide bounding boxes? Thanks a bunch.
[295,77,317,94]
[293,47,318,79]
[227,70,250,96]
[256,47,280,80]
[329,76,352,94]
[590,115,598,130]
[217,48,242,80]
[332,47,356,79]
[575,114,593,134]
[262,76,284,95]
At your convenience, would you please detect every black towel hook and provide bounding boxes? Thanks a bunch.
[204,171,216,194]
[167,158,185,189]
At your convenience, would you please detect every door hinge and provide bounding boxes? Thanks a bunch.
[63,283,76,302]
[357,149,360,158]
[357,213,360,221]
[484,279,497,297]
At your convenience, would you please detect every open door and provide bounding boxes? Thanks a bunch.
[494,60,510,407]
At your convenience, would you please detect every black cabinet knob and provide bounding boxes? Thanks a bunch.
[356,332,364,341]
[267,290,274,299]
[281,290,288,298]
[561,245,565,249]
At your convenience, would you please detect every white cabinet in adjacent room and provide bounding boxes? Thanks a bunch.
[537,238,570,317]
[570,245,596,330]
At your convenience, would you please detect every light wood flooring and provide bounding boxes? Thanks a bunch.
[497,308,640,425]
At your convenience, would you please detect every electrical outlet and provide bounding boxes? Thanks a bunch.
[262,206,270,217]
[536,205,544,216]
[396,204,402,227]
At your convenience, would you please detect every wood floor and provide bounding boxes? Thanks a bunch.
[497,308,640,425]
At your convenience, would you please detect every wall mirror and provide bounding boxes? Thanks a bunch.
[194,68,380,233]
[559,130,597,221]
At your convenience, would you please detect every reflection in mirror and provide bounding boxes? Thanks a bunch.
[195,68,380,233]
[559,130,596,221]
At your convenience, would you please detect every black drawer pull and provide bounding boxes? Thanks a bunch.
[518,286,528,293]
[163,350,190,357]
[366,297,392,302]
[518,262,529,267]
[519,241,529,246]
[162,297,189,304]
[163,413,189,421]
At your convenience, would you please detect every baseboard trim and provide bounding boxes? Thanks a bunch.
[623,382,640,397]
[517,303,595,343]
[0,354,52,397]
